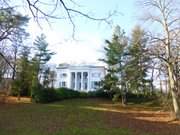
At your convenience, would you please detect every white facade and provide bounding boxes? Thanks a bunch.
[54,64,105,91]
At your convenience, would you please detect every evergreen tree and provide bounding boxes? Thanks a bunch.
[125,26,150,94]
[42,67,51,88]
[33,34,55,84]
[29,57,39,100]
[101,26,128,105]
[12,47,32,100]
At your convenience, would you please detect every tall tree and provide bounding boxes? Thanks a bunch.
[140,0,180,119]
[29,57,39,100]
[12,47,32,100]
[42,67,51,88]
[125,26,150,94]
[33,34,55,84]
[101,26,128,105]
[10,18,29,80]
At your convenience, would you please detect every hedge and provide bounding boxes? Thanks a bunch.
[33,87,109,103]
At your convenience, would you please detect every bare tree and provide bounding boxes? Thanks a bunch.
[10,23,29,80]
[0,7,29,69]
[0,44,9,82]
[140,0,180,119]
[2,0,116,37]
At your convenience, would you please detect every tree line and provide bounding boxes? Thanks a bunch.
[101,25,150,105]
[101,0,180,120]
[0,7,55,100]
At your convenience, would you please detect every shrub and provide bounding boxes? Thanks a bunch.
[112,93,121,102]
[79,91,88,98]
[55,88,80,100]
[33,87,111,103]
[11,80,21,96]
[88,89,110,98]
[95,89,110,98]
[33,87,58,103]
[125,92,156,104]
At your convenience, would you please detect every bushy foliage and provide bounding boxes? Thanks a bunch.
[33,86,58,103]
[112,93,121,102]
[56,88,110,100]
[11,79,21,96]
[88,89,110,98]
[56,88,80,99]
[32,87,111,103]
[31,86,160,104]
[11,48,32,97]
[125,92,157,104]
[33,87,82,103]
[79,91,89,98]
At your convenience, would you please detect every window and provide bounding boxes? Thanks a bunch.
[59,81,67,87]
[84,82,88,90]
[71,72,75,79]
[83,72,88,79]
[62,81,66,87]
[91,81,100,89]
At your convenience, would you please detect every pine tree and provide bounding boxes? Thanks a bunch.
[125,26,150,95]
[12,47,32,100]
[29,57,39,100]
[101,25,128,105]
[33,34,55,84]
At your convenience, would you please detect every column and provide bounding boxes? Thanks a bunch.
[70,72,73,89]
[87,71,90,91]
[81,72,83,90]
[67,72,70,88]
[85,72,88,90]
[75,72,77,90]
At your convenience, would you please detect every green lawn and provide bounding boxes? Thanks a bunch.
[0,98,179,135]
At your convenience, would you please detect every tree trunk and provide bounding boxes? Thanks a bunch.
[12,46,18,80]
[160,79,163,93]
[121,84,127,106]
[165,80,168,94]
[150,66,155,94]
[17,92,21,101]
[121,94,126,106]
[168,64,180,119]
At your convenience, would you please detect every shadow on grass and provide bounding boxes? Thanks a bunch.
[80,103,180,135]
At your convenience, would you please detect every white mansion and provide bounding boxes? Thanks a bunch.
[54,64,105,91]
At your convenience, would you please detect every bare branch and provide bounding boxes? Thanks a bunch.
[0,52,14,69]
[23,0,116,38]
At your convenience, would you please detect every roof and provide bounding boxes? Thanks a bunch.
[56,64,105,70]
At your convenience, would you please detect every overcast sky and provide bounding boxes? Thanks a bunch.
[20,0,138,66]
